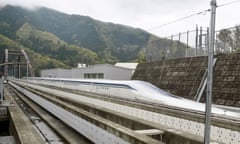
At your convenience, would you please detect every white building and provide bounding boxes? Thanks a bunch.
[41,63,138,80]
[41,68,71,78]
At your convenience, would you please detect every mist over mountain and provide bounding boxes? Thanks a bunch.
[0,5,176,75]
[1,5,153,58]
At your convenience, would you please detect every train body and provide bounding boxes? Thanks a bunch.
[23,77,240,119]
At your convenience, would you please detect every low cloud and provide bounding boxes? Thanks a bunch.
[1,0,240,37]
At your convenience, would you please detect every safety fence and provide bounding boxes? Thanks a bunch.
[146,25,240,61]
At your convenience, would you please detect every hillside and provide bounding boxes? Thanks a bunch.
[0,5,152,62]
[0,34,68,76]
[0,5,189,76]
[16,23,99,67]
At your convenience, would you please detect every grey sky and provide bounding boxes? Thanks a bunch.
[1,0,240,37]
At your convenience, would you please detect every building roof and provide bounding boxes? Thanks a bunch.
[42,63,137,74]
[74,64,133,71]
[115,63,138,69]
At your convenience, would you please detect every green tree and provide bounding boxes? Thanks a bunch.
[136,51,146,63]
[216,29,233,53]
[216,26,240,53]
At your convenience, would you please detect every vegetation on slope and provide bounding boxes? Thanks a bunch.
[0,34,68,76]
[0,5,192,75]
[16,23,99,67]
[0,5,152,62]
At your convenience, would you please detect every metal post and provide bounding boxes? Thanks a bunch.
[195,25,199,56]
[199,27,203,55]
[186,31,189,57]
[204,0,216,144]
[163,39,166,61]
[4,49,8,80]
[21,49,33,77]
[205,28,209,55]
[170,35,173,58]
[178,32,181,58]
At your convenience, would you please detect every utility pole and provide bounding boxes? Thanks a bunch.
[204,0,216,144]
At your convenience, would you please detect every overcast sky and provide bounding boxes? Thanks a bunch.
[1,0,240,37]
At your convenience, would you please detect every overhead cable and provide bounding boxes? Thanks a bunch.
[147,9,210,31]
[148,0,240,31]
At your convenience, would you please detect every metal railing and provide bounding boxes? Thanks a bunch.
[146,25,240,61]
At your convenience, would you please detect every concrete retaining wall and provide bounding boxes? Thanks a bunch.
[132,53,240,107]
[211,53,240,106]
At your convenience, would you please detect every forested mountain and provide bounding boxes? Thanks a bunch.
[0,5,181,76]
[16,23,98,67]
[0,5,151,62]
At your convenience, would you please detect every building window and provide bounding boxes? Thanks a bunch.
[84,73,104,79]
[98,73,104,79]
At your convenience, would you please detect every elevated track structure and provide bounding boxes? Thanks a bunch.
[1,49,34,80]
[5,78,239,144]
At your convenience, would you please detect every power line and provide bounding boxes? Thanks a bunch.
[218,0,240,7]
[147,9,210,31]
[147,0,240,31]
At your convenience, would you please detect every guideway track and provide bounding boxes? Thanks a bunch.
[4,87,45,144]
[7,85,91,144]
[13,81,196,143]
[9,81,162,144]
[16,81,205,143]
[14,79,240,144]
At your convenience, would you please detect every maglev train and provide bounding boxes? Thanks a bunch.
[23,77,240,119]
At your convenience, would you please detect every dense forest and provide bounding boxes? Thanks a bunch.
[0,6,151,62]
[0,5,156,76]
[0,5,199,76]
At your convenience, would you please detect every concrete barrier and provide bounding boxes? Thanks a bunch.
[132,53,240,107]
